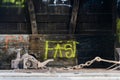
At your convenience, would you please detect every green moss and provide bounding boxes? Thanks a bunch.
[1,0,25,8]
[117,18,120,32]
[117,18,120,43]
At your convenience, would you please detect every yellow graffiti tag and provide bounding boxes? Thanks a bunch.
[53,43,63,58]
[44,41,79,59]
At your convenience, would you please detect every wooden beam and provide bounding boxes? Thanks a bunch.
[27,0,38,34]
[69,0,80,34]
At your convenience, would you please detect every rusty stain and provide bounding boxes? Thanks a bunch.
[5,35,28,49]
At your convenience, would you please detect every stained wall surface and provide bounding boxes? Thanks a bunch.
[0,0,116,69]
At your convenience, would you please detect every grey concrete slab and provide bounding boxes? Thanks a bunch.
[0,69,120,80]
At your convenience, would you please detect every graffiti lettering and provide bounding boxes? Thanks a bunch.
[44,41,79,59]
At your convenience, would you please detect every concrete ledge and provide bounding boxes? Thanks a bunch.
[0,69,120,80]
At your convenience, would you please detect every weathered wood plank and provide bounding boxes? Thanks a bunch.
[69,0,79,34]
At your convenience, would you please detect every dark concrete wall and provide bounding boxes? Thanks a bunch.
[0,0,116,68]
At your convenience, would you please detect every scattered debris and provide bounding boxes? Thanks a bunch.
[11,48,120,71]
[11,48,54,69]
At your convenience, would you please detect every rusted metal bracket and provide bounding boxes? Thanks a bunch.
[69,0,80,34]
